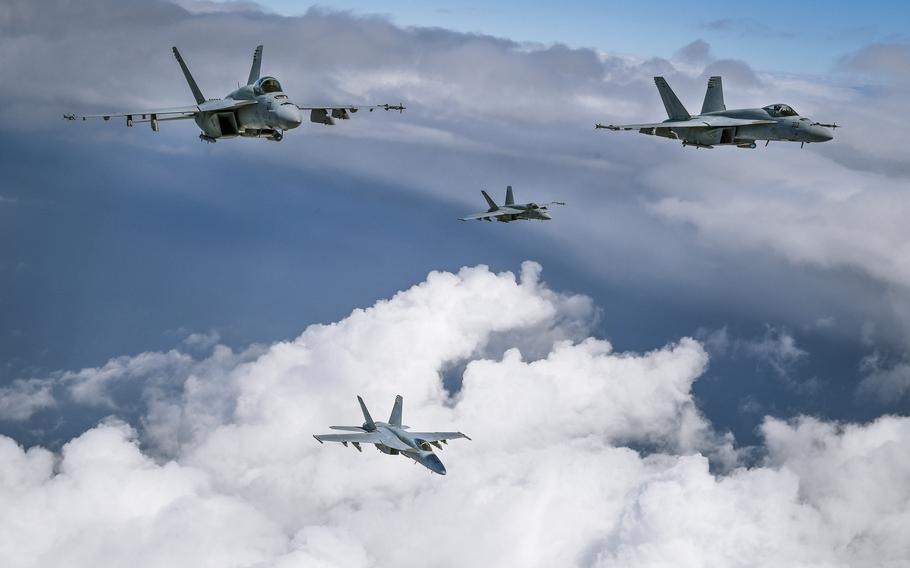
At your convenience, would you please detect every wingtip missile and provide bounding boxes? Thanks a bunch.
[381,103,406,113]
[63,113,76,121]
[595,123,620,130]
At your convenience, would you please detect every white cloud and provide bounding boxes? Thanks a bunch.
[182,330,221,350]
[650,151,909,280]
[0,264,908,567]
[62,350,194,407]
[737,325,808,377]
[858,351,910,403]
[0,379,54,421]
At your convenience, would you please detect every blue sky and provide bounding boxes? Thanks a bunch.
[262,0,910,74]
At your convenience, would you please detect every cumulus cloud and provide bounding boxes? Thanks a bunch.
[0,378,54,421]
[674,39,712,64]
[858,351,910,404]
[838,42,910,80]
[737,325,808,379]
[61,350,194,407]
[182,330,221,350]
[0,264,908,567]
[648,150,910,292]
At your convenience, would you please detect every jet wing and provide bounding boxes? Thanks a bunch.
[459,207,523,221]
[298,104,406,125]
[313,432,382,444]
[65,99,258,122]
[64,105,200,122]
[314,430,414,452]
[408,432,472,442]
[197,99,258,113]
[296,104,405,112]
[600,117,776,131]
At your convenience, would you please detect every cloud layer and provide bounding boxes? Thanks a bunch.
[1,263,908,567]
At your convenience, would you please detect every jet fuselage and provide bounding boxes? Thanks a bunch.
[367,422,448,474]
[662,106,834,148]
[195,76,302,141]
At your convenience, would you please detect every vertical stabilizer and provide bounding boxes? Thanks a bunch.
[247,45,263,85]
[172,47,206,104]
[653,77,690,120]
[388,395,403,427]
[481,190,498,211]
[357,396,376,430]
[505,185,515,205]
[701,76,725,114]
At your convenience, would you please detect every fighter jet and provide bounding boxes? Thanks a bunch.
[595,76,837,149]
[64,45,405,143]
[313,395,469,475]
[459,185,564,222]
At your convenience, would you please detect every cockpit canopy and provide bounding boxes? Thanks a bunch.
[763,104,798,117]
[254,76,283,95]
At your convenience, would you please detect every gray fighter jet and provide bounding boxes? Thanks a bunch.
[313,395,470,475]
[460,186,565,222]
[64,45,405,142]
[596,76,837,148]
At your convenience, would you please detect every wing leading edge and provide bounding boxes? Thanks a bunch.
[408,432,472,442]
[299,104,406,125]
[599,117,776,131]
[459,207,523,221]
[313,432,382,444]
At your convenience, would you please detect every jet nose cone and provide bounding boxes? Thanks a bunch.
[423,453,447,475]
[810,125,833,142]
[276,105,302,129]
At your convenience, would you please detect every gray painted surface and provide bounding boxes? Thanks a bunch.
[598,75,837,148]
[460,186,565,222]
[65,45,405,143]
[314,395,470,475]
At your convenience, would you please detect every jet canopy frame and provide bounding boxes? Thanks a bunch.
[254,76,283,95]
[763,104,799,117]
